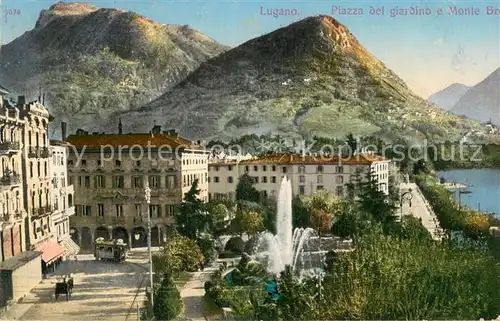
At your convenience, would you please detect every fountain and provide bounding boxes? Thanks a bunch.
[254,176,330,275]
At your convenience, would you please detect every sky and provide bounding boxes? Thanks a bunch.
[1,0,499,98]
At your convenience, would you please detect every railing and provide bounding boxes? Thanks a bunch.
[1,211,23,221]
[0,141,20,151]
[28,147,50,158]
[31,206,52,217]
[0,174,20,185]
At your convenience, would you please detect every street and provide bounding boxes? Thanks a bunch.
[0,253,149,321]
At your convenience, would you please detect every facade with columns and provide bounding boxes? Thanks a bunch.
[65,122,209,252]
[0,87,27,264]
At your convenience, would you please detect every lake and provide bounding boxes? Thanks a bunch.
[437,169,500,215]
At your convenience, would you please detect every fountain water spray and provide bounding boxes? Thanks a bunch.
[255,176,322,275]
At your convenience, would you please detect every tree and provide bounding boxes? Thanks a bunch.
[163,235,204,273]
[345,133,358,154]
[234,211,264,236]
[236,174,261,203]
[292,195,310,229]
[176,179,205,238]
[153,274,182,320]
[309,209,332,235]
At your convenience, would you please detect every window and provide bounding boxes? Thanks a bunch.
[262,165,267,171]
[149,176,160,188]
[84,176,90,188]
[81,160,87,166]
[61,176,65,187]
[253,176,259,183]
[98,204,104,217]
[97,160,102,166]
[132,176,142,188]
[298,165,305,173]
[68,160,73,166]
[228,165,233,171]
[167,175,175,188]
[44,163,47,176]
[317,175,323,184]
[299,185,305,196]
[136,161,141,167]
[299,175,305,183]
[262,176,268,183]
[253,165,258,171]
[215,166,220,171]
[115,160,121,167]
[85,205,92,216]
[336,176,343,184]
[53,176,58,188]
[30,163,33,177]
[227,176,233,183]
[114,176,124,188]
[282,167,287,173]
[149,205,161,217]
[336,166,343,173]
[317,165,323,173]
[336,186,344,197]
[244,166,249,172]
[271,176,277,183]
[214,177,220,183]
[167,205,175,216]
[69,176,73,186]
[135,204,142,217]
[116,205,123,217]
[272,165,276,171]
[95,175,105,188]
[317,185,324,191]
[37,162,40,176]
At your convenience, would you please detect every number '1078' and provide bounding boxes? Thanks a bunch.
[5,9,21,16]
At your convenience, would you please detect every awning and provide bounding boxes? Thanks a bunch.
[38,241,64,264]
[60,237,80,257]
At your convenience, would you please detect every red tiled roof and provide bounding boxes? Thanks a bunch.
[38,241,64,264]
[235,153,388,165]
[66,133,196,149]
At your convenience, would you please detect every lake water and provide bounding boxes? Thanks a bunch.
[437,169,500,215]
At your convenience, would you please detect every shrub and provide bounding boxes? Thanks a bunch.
[164,235,204,272]
[224,237,245,254]
[153,276,183,320]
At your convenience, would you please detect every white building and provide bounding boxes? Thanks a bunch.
[208,153,390,200]
[49,140,78,258]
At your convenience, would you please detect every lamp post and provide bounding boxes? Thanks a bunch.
[400,188,413,220]
[144,181,153,308]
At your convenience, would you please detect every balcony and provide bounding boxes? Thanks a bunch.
[31,206,52,218]
[28,146,50,158]
[0,141,20,154]
[1,211,23,222]
[0,174,20,186]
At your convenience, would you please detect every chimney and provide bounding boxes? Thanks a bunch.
[17,96,25,106]
[118,119,123,134]
[61,122,67,141]
[42,93,45,105]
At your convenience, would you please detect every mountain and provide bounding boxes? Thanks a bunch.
[0,2,228,137]
[428,83,470,110]
[119,15,479,142]
[450,68,500,125]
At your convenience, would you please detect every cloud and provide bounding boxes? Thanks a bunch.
[433,38,444,46]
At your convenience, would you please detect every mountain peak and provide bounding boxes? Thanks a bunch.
[36,2,99,28]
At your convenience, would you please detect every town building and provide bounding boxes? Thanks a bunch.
[49,140,79,258]
[208,153,390,200]
[65,122,209,252]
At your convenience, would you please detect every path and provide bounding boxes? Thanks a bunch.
[400,182,442,240]
[180,266,219,321]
